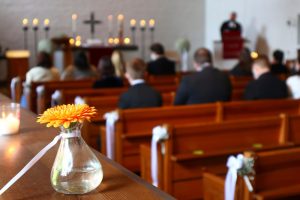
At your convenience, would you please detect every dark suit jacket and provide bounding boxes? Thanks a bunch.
[93,76,124,88]
[221,20,242,33]
[244,72,288,100]
[230,63,252,77]
[174,67,232,105]
[270,63,288,75]
[147,57,176,75]
[118,83,162,109]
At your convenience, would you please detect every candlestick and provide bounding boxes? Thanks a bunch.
[72,14,77,38]
[22,18,29,49]
[44,18,50,39]
[108,15,113,38]
[118,14,124,44]
[140,19,146,59]
[149,19,155,44]
[130,19,136,45]
[32,18,39,62]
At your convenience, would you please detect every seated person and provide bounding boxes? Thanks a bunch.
[25,51,60,86]
[61,51,98,80]
[221,12,242,35]
[244,55,288,100]
[93,56,124,88]
[22,51,60,107]
[270,50,288,75]
[230,48,253,76]
[287,59,300,99]
[147,43,176,75]
[118,58,162,109]
[174,48,232,105]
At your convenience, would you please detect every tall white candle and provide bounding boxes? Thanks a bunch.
[0,114,20,135]
[117,14,124,31]
[108,15,113,35]
[72,14,77,36]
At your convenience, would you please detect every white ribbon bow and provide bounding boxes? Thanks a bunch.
[225,154,244,200]
[103,111,119,160]
[151,126,169,187]
[51,90,62,106]
[74,96,85,105]
[0,132,79,195]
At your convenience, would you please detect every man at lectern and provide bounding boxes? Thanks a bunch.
[221,12,242,34]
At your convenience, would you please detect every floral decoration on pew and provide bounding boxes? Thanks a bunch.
[225,153,255,200]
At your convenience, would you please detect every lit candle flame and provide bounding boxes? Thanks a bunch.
[130,19,136,27]
[108,37,114,45]
[140,19,146,28]
[118,14,124,21]
[149,19,155,28]
[114,38,120,45]
[69,38,75,45]
[44,19,50,27]
[72,14,77,20]
[124,37,131,45]
[33,18,39,27]
[22,18,28,26]
[251,51,259,59]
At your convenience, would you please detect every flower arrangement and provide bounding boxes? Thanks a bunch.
[175,38,191,53]
[37,104,97,129]
[238,156,255,177]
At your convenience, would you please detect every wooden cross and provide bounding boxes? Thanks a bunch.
[83,12,102,39]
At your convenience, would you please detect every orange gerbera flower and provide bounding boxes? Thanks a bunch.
[37,104,97,129]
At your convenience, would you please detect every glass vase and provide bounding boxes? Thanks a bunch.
[51,124,103,194]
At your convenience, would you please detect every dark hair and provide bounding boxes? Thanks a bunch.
[238,48,253,72]
[97,56,115,78]
[73,51,90,71]
[37,51,52,69]
[273,50,284,64]
[194,48,212,65]
[150,43,165,55]
[126,58,146,79]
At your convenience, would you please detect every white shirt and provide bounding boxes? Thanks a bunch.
[131,79,145,86]
[25,66,60,85]
[286,75,300,99]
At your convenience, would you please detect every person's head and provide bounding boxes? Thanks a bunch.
[273,49,284,64]
[150,43,165,60]
[252,55,270,79]
[97,56,115,78]
[73,51,90,71]
[37,51,52,69]
[125,58,146,84]
[230,12,237,21]
[193,48,213,71]
[239,48,253,66]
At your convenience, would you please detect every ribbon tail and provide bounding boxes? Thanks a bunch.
[151,138,158,187]
[243,176,253,192]
[0,135,61,195]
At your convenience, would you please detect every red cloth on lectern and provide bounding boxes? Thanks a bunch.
[222,31,243,59]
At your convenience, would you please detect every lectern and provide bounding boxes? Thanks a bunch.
[222,31,243,59]
[5,50,30,81]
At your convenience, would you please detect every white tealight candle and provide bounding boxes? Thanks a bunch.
[0,114,20,135]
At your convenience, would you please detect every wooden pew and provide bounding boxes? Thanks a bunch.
[146,74,180,86]
[106,104,218,172]
[98,100,299,172]
[147,116,288,199]
[218,99,300,122]
[25,79,94,113]
[81,92,175,149]
[203,147,300,200]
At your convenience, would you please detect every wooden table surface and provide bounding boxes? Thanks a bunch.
[0,93,175,200]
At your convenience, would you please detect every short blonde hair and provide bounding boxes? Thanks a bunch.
[253,55,270,69]
[126,58,146,79]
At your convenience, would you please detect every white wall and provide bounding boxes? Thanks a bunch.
[205,0,300,62]
[0,0,205,69]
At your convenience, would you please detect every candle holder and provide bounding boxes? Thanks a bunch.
[149,27,155,45]
[44,26,50,39]
[0,103,20,135]
[131,26,136,45]
[140,26,146,60]
[23,26,29,50]
[33,26,39,61]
